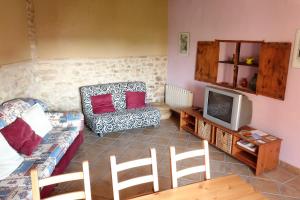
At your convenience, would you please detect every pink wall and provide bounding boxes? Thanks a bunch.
[168,0,300,168]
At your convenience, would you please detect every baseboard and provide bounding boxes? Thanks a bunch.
[279,160,300,175]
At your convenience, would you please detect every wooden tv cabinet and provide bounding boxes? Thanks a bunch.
[180,108,281,176]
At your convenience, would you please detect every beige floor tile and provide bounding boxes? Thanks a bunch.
[103,132,123,138]
[91,178,113,199]
[264,166,298,183]
[224,163,252,176]
[280,184,300,198]
[149,137,171,146]
[158,176,172,191]
[211,171,227,179]
[84,134,100,144]
[285,176,300,192]
[247,177,281,194]
[210,160,227,173]
[94,137,116,146]
[168,138,189,147]
[210,151,225,161]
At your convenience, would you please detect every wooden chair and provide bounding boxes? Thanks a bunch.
[31,161,92,200]
[110,148,159,200]
[170,140,210,188]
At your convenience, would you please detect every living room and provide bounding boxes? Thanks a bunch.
[0,0,299,200]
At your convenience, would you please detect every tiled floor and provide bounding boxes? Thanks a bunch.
[54,118,300,200]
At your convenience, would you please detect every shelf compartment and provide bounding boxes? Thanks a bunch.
[219,60,234,65]
[215,82,234,89]
[183,117,195,125]
[182,125,195,134]
[236,87,256,94]
[234,151,257,169]
[238,61,258,67]
[218,60,258,68]
[235,144,258,156]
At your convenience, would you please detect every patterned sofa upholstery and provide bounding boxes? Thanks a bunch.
[80,81,160,136]
[0,99,84,199]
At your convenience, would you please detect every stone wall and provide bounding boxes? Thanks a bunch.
[0,56,167,111]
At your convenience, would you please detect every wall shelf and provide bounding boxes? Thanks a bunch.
[219,60,258,68]
[195,39,292,100]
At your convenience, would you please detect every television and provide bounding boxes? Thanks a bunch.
[203,86,252,131]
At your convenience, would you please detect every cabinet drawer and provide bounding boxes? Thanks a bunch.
[197,120,211,141]
[216,128,233,154]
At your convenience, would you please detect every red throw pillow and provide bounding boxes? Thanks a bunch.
[1,118,42,156]
[126,91,146,109]
[91,94,116,114]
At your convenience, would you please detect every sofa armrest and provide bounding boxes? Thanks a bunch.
[45,112,84,131]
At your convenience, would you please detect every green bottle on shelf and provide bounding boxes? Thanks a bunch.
[249,73,257,91]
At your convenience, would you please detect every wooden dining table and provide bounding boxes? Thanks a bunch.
[131,175,267,200]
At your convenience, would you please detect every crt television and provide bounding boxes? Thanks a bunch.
[203,86,252,131]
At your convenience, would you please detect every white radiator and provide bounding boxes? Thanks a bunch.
[165,84,193,112]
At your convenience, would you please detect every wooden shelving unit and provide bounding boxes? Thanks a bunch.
[180,108,282,176]
[195,39,291,100]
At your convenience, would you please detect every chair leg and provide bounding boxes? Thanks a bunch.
[170,146,178,188]
[150,148,159,192]
[31,168,41,200]
[110,156,120,200]
[82,161,92,200]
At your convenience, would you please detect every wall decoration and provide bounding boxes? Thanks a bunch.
[179,32,190,55]
[292,29,300,68]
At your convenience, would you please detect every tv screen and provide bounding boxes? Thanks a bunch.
[207,91,233,123]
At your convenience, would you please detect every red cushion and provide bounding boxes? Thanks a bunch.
[126,91,146,109]
[91,94,115,114]
[1,118,42,156]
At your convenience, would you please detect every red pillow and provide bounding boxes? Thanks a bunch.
[91,94,115,114]
[1,118,42,156]
[126,91,146,109]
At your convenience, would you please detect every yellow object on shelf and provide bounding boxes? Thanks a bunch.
[246,57,254,64]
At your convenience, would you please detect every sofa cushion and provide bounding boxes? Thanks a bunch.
[1,118,42,156]
[91,94,115,114]
[22,104,53,138]
[20,98,48,111]
[0,99,31,130]
[126,91,146,109]
[0,133,24,180]
[89,106,160,136]
[1,99,31,118]
[0,108,16,130]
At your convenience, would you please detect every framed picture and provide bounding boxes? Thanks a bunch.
[179,32,190,55]
[292,29,300,68]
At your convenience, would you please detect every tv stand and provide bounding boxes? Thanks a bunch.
[180,108,281,176]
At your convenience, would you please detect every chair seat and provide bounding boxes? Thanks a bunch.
[88,106,160,136]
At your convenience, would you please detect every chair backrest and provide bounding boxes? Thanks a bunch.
[31,161,92,200]
[170,140,210,188]
[110,148,159,200]
[80,81,147,117]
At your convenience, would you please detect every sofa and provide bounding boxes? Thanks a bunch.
[80,81,160,137]
[0,99,84,200]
